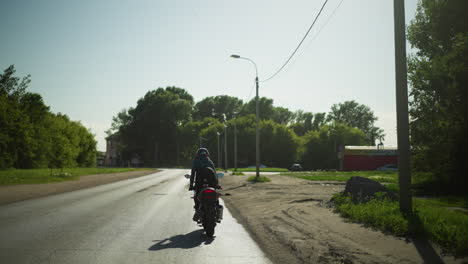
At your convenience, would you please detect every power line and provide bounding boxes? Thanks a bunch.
[245,79,256,103]
[304,0,344,50]
[261,0,329,83]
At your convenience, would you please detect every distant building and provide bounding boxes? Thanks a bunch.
[104,134,143,167]
[343,146,397,171]
[96,152,105,166]
[104,134,119,166]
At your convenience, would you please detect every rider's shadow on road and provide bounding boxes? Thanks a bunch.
[148,229,215,251]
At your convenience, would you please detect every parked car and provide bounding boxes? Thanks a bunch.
[376,164,398,171]
[289,164,303,171]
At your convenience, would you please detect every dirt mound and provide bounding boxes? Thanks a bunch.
[343,176,397,203]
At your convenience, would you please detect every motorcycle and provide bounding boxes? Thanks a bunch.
[185,173,224,237]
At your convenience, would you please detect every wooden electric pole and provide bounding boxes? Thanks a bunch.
[393,0,412,215]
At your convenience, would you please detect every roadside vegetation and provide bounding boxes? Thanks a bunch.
[282,170,398,183]
[287,167,468,256]
[247,176,271,182]
[105,86,381,170]
[333,193,468,256]
[0,168,158,185]
[0,66,97,170]
[235,167,288,172]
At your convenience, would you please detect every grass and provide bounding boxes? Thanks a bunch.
[0,168,158,186]
[333,193,468,256]
[380,183,468,209]
[282,170,398,183]
[414,196,468,210]
[231,171,245,176]
[247,175,271,182]
[235,167,288,172]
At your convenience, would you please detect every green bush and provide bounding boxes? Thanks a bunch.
[332,193,468,255]
[415,202,468,254]
[283,171,398,183]
[385,183,399,193]
[334,193,408,236]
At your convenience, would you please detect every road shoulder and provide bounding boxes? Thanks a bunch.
[220,173,464,264]
[0,170,158,205]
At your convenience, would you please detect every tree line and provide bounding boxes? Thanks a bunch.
[0,65,97,169]
[407,0,467,193]
[106,88,383,170]
[106,0,467,194]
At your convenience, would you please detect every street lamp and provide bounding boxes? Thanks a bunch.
[199,135,207,148]
[216,132,221,170]
[233,111,238,172]
[230,54,260,180]
[224,123,228,173]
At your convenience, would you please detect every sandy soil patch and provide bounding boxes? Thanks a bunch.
[0,170,157,205]
[220,173,466,264]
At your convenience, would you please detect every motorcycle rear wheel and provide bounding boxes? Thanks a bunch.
[203,207,216,237]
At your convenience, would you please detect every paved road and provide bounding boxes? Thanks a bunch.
[0,169,271,264]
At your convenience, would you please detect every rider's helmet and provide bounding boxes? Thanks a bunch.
[196,148,210,157]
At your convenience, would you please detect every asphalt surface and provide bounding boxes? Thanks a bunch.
[0,169,271,264]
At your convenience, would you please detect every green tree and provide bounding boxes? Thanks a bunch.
[45,114,97,169]
[290,111,326,136]
[300,122,366,170]
[272,106,295,125]
[193,95,243,121]
[106,108,133,137]
[17,93,50,168]
[407,0,468,192]
[327,100,384,145]
[311,112,327,131]
[0,95,27,168]
[240,97,275,120]
[227,114,256,167]
[179,117,221,166]
[0,65,30,99]
[116,87,194,166]
[0,65,97,169]
[0,65,32,168]
[260,120,299,167]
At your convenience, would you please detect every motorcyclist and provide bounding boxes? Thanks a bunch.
[189,148,219,221]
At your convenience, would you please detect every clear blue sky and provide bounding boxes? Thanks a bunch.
[1,0,419,151]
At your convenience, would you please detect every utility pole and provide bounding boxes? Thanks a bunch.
[393,0,412,215]
[199,135,207,148]
[230,54,260,180]
[224,124,228,172]
[176,141,180,166]
[217,132,221,169]
[255,76,260,180]
[234,112,238,172]
[154,141,158,165]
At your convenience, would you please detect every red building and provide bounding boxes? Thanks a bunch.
[343,146,397,171]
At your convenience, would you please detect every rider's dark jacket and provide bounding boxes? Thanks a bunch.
[190,155,217,191]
